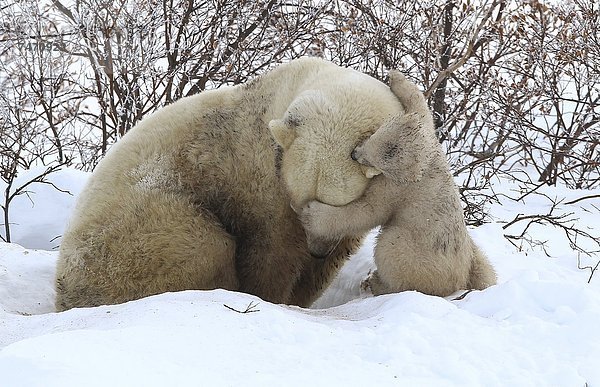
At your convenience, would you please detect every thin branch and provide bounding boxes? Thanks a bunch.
[564,195,600,205]
[223,301,261,314]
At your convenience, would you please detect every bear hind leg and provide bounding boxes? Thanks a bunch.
[369,226,471,297]
[56,190,239,310]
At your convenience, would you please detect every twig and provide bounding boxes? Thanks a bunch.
[452,289,474,301]
[577,254,600,284]
[223,301,260,314]
[424,0,502,98]
[502,198,600,258]
[564,194,600,205]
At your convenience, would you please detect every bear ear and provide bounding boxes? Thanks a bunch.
[388,70,408,97]
[361,165,382,179]
[269,119,296,150]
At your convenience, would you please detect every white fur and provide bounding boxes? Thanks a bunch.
[301,71,497,297]
[55,58,404,310]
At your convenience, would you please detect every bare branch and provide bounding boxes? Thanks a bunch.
[223,302,261,314]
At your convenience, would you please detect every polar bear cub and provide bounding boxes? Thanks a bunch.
[301,71,497,297]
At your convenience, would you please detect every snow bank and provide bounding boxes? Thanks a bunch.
[1,168,599,386]
[2,224,599,386]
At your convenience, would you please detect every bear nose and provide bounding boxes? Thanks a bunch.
[351,148,358,161]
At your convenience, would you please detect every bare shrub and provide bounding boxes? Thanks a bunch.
[0,0,598,269]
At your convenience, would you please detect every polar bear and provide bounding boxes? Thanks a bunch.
[55,57,404,311]
[300,71,496,297]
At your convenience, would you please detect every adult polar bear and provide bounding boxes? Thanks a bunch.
[55,57,403,311]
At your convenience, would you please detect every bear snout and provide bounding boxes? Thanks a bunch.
[351,145,373,167]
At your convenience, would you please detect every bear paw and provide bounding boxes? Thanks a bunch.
[388,70,409,89]
[360,274,374,295]
[300,200,338,238]
[361,270,390,296]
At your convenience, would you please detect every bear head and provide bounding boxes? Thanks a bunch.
[269,87,401,211]
[350,111,436,185]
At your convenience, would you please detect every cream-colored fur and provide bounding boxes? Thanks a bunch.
[55,58,404,311]
[301,71,497,297]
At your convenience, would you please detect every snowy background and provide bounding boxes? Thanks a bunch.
[0,168,599,386]
[1,0,598,384]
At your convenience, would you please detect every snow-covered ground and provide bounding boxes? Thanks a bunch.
[1,168,599,386]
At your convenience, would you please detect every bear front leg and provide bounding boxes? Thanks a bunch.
[300,200,347,238]
[300,199,386,240]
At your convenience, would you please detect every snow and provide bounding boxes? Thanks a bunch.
[1,168,599,386]
[0,167,90,250]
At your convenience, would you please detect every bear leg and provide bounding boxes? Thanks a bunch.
[56,190,239,311]
[467,241,497,290]
[370,225,471,297]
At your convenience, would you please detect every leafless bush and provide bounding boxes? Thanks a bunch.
[0,0,598,267]
[0,85,68,242]
[50,0,335,164]
[329,0,599,263]
[502,193,600,256]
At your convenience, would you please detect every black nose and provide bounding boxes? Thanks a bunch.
[351,148,358,161]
